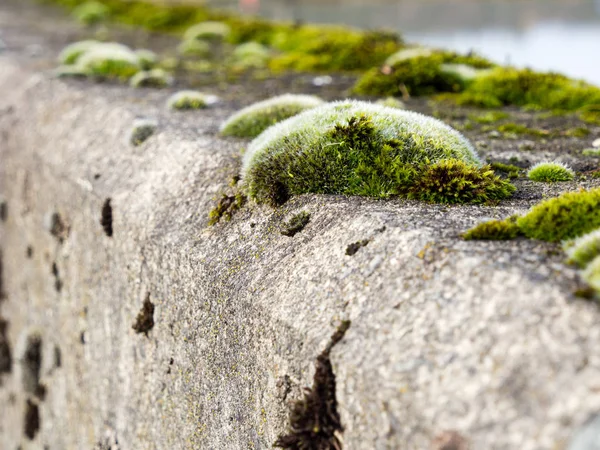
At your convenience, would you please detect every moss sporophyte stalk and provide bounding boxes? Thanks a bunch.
[240,101,514,206]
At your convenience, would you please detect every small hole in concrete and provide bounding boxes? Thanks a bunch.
[54,346,61,368]
[94,173,101,180]
[26,246,34,259]
[132,293,154,336]
[100,199,113,237]
[275,321,350,449]
[0,317,12,374]
[51,263,62,293]
[80,332,86,345]
[46,212,68,243]
[23,399,40,440]
[0,249,5,300]
[345,239,370,256]
[0,201,7,222]
[22,335,43,398]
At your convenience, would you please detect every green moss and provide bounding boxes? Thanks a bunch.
[582,256,600,293]
[167,90,217,110]
[455,67,600,113]
[490,162,520,179]
[582,148,600,157]
[517,188,600,242]
[54,65,88,78]
[564,127,590,138]
[408,159,515,204]
[496,123,551,138]
[129,118,157,146]
[242,101,513,205]
[75,43,141,79]
[72,1,108,25]
[468,111,510,124]
[463,216,521,240]
[134,49,157,70]
[269,27,401,72]
[177,39,211,57]
[353,50,494,97]
[527,161,574,182]
[208,193,246,226]
[129,68,173,88]
[183,21,231,42]
[57,40,100,64]
[230,42,271,69]
[43,0,403,73]
[220,94,324,138]
[563,228,600,267]
[280,211,310,237]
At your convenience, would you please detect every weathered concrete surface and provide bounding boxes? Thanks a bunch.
[2,6,600,450]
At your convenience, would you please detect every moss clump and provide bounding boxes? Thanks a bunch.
[384,47,433,66]
[57,40,100,64]
[456,67,600,112]
[57,41,163,81]
[167,90,217,110]
[54,65,88,78]
[134,49,157,70]
[408,159,515,204]
[353,50,493,97]
[463,216,521,240]
[527,161,575,182]
[490,162,520,179]
[563,228,600,268]
[220,94,324,138]
[72,1,108,25]
[280,211,310,237]
[230,42,271,69]
[517,188,600,242]
[183,21,231,42]
[177,39,211,58]
[129,69,173,88]
[75,43,141,79]
[497,123,551,138]
[241,101,514,206]
[268,27,401,72]
[129,118,157,146]
[582,148,600,157]
[45,0,403,72]
[582,256,600,293]
[468,111,510,124]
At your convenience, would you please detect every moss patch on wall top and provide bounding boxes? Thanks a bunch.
[241,100,514,205]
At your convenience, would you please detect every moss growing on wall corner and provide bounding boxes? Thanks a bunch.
[464,188,600,243]
[463,216,521,241]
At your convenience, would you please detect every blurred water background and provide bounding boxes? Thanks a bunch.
[206,0,600,85]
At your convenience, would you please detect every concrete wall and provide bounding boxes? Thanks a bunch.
[1,50,600,450]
